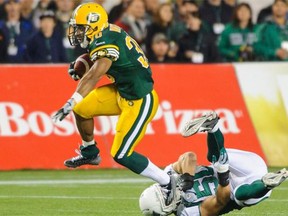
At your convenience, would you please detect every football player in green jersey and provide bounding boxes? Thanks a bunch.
[51,2,176,205]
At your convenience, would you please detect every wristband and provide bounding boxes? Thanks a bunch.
[217,170,230,187]
[72,92,83,104]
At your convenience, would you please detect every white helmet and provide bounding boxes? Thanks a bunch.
[139,184,180,216]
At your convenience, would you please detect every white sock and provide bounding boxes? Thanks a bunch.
[209,122,219,133]
[140,160,170,185]
[82,140,95,147]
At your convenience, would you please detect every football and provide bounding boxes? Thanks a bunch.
[74,53,94,78]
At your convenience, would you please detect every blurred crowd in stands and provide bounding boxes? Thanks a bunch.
[0,0,288,64]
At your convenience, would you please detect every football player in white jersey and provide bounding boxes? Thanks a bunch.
[140,146,231,216]
[139,111,288,216]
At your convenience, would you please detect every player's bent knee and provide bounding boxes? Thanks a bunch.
[73,101,96,119]
[73,111,89,120]
[73,106,90,119]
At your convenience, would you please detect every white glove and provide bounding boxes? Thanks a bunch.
[68,61,80,81]
[212,148,229,173]
[52,98,75,122]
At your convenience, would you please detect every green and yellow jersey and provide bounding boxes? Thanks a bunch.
[88,24,153,100]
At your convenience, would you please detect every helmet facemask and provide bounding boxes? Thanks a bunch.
[68,19,96,48]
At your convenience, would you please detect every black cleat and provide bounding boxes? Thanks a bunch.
[64,149,101,168]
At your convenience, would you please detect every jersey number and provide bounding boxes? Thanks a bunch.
[125,36,149,68]
[193,177,217,198]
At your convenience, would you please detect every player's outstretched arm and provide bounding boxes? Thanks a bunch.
[200,148,231,216]
[52,57,112,122]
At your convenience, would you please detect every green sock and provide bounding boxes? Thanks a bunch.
[207,129,224,162]
[235,180,270,200]
[80,144,100,158]
[114,152,149,174]
[127,152,149,174]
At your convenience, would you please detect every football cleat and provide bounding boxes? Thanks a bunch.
[262,168,288,190]
[161,174,177,206]
[64,149,101,168]
[181,111,219,137]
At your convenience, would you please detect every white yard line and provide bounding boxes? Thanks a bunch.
[0,195,138,200]
[266,199,288,202]
[274,187,288,190]
[0,178,153,185]
[0,195,287,203]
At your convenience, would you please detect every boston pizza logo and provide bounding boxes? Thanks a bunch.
[87,13,99,23]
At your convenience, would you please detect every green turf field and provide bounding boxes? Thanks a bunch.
[0,168,287,216]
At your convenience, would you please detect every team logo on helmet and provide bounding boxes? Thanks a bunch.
[87,13,99,23]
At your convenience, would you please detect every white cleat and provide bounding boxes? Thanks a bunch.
[262,168,288,189]
[181,111,219,137]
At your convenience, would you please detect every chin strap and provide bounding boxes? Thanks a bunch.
[80,37,89,48]
[80,25,91,48]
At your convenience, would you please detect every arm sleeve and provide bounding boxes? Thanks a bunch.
[89,44,120,62]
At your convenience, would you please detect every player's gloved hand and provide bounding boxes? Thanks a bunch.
[52,98,75,122]
[212,148,230,186]
[68,61,80,81]
[179,173,194,192]
[212,148,229,173]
